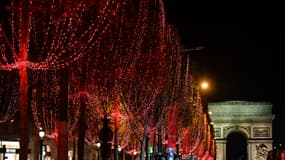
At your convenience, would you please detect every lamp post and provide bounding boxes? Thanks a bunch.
[38,128,45,160]
[183,45,206,84]
[176,140,180,160]
[199,79,211,115]
[96,141,101,160]
[133,150,137,160]
[118,145,122,160]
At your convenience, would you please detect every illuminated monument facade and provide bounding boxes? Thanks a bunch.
[208,101,273,160]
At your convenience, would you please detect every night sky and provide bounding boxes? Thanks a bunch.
[164,1,283,144]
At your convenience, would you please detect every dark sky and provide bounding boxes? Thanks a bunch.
[164,1,283,144]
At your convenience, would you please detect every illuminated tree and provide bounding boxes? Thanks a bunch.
[1,0,216,159]
[146,25,182,156]
[72,1,179,159]
[73,0,159,159]
[30,0,170,159]
[0,0,124,159]
[175,51,216,157]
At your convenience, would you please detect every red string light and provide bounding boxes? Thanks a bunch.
[1,0,216,157]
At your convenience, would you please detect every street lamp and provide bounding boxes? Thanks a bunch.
[183,46,207,87]
[118,145,122,152]
[134,150,137,160]
[38,128,45,160]
[199,80,211,97]
[200,81,209,90]
[118,145,122,160]
[96,141,101,160]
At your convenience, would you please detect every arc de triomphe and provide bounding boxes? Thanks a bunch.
[208,101,273,160]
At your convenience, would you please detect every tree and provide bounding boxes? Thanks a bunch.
[1,0,124,159]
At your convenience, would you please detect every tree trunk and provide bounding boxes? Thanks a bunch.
[19,0,31,159]
[57,68,68,160]
[78,58,88,160]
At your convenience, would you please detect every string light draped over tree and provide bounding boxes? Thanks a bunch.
[118,2,178,159]
[0,0,125,159]
[177,57,193,154]
[30,70,79,139]
[1,0,125,70]
[177,53,215,158]
[66,0,158,152]
[149,25,182,155]
[28,0,165,159]
[30,0,170,159]
[190,90,206,155]
[0,70,19,123]
[65,1,177,159]
[0,0,216,159]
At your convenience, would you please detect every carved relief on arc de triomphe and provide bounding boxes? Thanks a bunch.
[208,101,273,160]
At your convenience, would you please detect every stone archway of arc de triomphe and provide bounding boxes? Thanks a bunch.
[208,101,273,160]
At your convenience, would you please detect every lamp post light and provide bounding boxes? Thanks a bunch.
[118,145,122,152]
[199,79,211,112]
[200,81,209,90]
[134,150,137,160]
[38,128,45,160]
[96,141,101,160]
